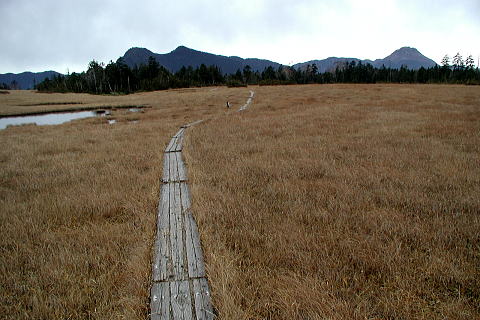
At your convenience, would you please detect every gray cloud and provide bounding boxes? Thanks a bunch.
[1,0,479,73]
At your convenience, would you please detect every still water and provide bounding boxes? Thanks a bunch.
[0,110,114,130]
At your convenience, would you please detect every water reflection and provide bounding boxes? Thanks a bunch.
[0,107,142,130]
[0,111,98,130]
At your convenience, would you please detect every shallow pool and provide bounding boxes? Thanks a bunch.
[0,111,102,130]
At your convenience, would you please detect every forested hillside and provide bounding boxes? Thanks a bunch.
[36,54,480,94]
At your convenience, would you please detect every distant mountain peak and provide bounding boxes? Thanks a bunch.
[378,46,436,68]
[125,47,153,54]
[172,45,192,52]
[386,47,424,60]
[122,47,156,68]
[121,45,281,74]
[396,46,418,52]
[170,45,200,56]
[293,46,437,72]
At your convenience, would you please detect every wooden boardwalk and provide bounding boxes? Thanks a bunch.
[238,91,255,111]
[150,91,254,320]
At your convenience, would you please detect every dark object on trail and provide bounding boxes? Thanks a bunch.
[226,101,231,109]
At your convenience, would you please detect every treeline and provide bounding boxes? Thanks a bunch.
[36,57,225,94]
[287,60,480,85]
[0,81,21,90]
[36,55,480,94]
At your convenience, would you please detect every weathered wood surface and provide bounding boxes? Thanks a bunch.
[153,182,202,282]
[184,209,206,278]
[150,279,214,320]
[151,92,254,319]
[171,281,193,319]
[174,127,186,138]
[193,278,214,320]
[165,129,184,153]
[162,152,187,183]
[150,282,170,320]
[152,119,213,319]
[152,184,169,281]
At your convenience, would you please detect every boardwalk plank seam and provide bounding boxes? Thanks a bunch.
[151,91,254,319]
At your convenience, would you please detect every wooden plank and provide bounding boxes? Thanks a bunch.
[174,127,185,138]
[171,137,179,153]
[193,278,214,320]
[173,135,184,152]
[180,182,191,210]
[238,91,255,111]
[180,183,206,278]
[165,136,176,153]
[162,153,186,183]
[169,150,178,182]
[152,119,219,320]
[185,210,206,278]
[171,280,193,319]
[183,179,197,277]
[165,129,184,153]
[184,211,204,278]
[153,183,170,281]
[164,136,182,153]
[176,152,187,182]
[162,153,170,183]
[161,184,172,281]
[172,129,184,152]
[170,182,186,280]
[168,182,178,280]
[150,282,170,320]
[165,127,187,152]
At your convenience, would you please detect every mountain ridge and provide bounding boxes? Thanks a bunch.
[122,46,281,74]
[2,46,438,89]
[0,71,60,90]
[293,47,437,72]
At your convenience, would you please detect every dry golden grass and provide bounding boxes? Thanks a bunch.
[0,87,249,319]
[0,88,247,116]
[184,84,480,319]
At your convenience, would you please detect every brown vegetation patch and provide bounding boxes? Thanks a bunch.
[0,89,242,117]
[0,87,249,319]
[17,101,85,106]
[184,84,480,319]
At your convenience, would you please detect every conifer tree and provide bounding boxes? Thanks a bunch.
[465,55,475,69]
[441,55,450,68]
[452,53,464,70]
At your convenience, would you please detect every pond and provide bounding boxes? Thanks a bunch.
[0,108,139,130]
[0,111,102,130]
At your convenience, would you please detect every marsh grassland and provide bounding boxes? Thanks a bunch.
[0,88,247,319]
[184,84,480,319]
[1,85,479,319]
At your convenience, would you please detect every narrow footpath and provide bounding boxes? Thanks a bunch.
[150,90,255,320]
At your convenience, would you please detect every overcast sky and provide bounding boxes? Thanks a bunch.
[1,0,479,73]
